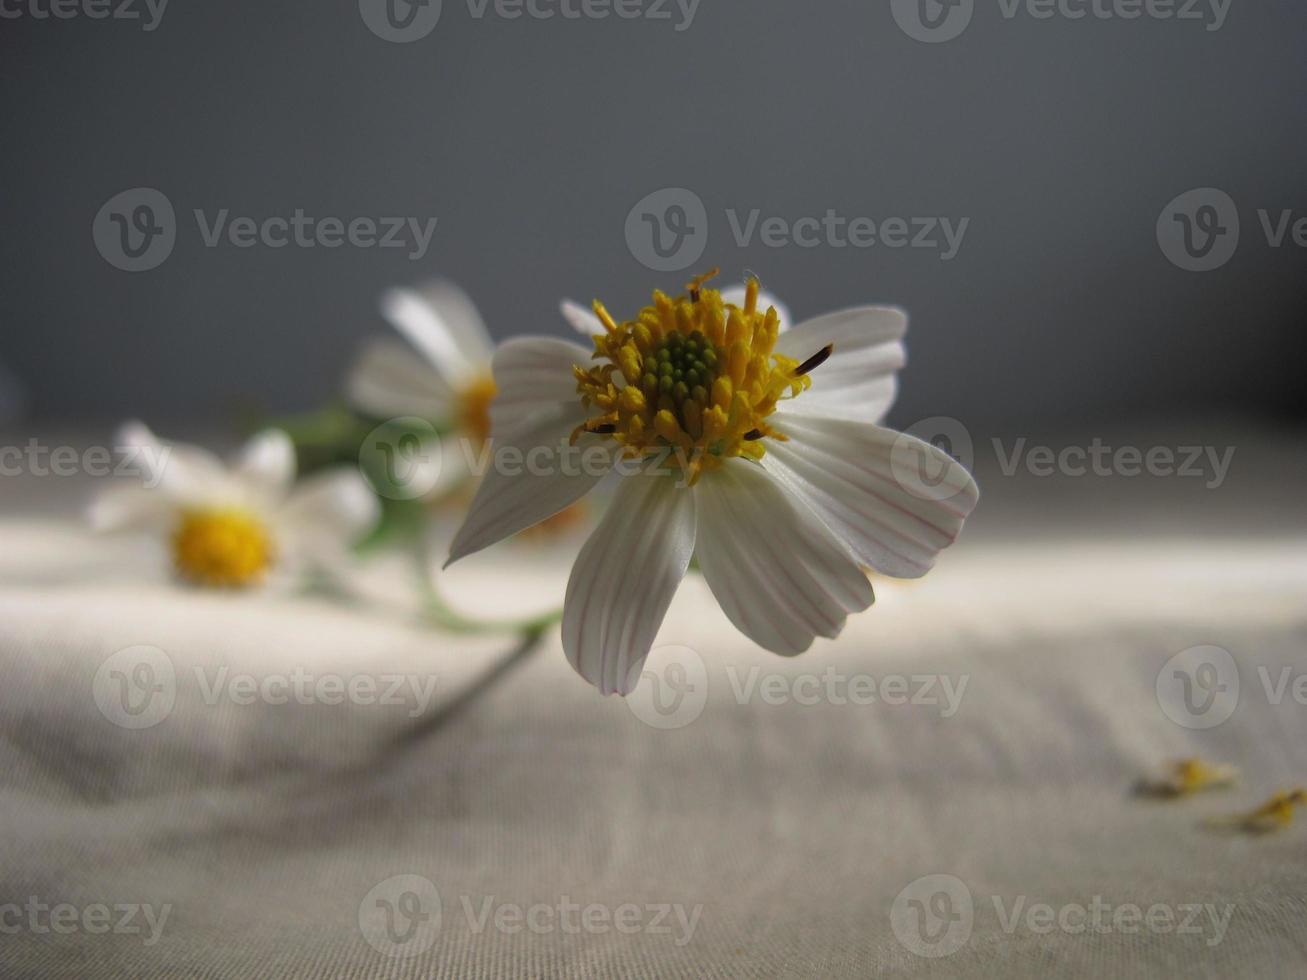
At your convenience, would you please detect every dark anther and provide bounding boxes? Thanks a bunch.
[794,344,834,377]
[689,288,701,304]
[589,423,617,434]
[743,429,764,441]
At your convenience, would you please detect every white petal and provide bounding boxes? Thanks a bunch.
[379,280,493,385]
[346,337,452,420]
[278,468,380,556]
[694,459,873,656]
[233,428,296,500]
[762,415,978,579]
[774,306,907,423]
[560,299,603,337]
[114,420,235,506]
[720,283,791,331]
[562,472,696,696]
[86,484,173,532]
[445,410,613,566]
[487,336,594,438]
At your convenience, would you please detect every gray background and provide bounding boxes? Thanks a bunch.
[2,0,1304,433]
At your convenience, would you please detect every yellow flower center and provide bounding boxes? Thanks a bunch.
[172,508,275,588]
[572,270,818,483]
[457,374,498,446]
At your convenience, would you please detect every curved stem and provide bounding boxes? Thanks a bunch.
[415,547,563,637]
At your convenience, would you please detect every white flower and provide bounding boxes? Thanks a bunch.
[347,280,499,445]
[89,422,379,590]
[445,273,980,696]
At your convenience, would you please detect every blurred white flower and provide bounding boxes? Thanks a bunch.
[347,281,594,537]
[89,423,378,590]
[447,274,979,696]
[348,279,498,447]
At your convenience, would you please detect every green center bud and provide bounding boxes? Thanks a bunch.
[639,330,722,428]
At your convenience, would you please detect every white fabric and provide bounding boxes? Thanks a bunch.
[2,431,1306,978]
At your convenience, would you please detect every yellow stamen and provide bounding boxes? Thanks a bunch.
[1208,788,1307,834]
[571,271,813,478]
[456,374,498,446]
[172,508,274,588]
[1137,758,1238,798]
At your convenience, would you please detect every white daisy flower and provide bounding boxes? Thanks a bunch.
[89,422,379,590]
[445,272,980,696]
[346,280,596,532]
[347,279,499,447]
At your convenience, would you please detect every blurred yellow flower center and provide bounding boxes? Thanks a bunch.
[572,271,814,483]
[172,508,274,588]
[457,374,498,446]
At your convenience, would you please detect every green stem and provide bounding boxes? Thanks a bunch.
[416,550,563,637]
